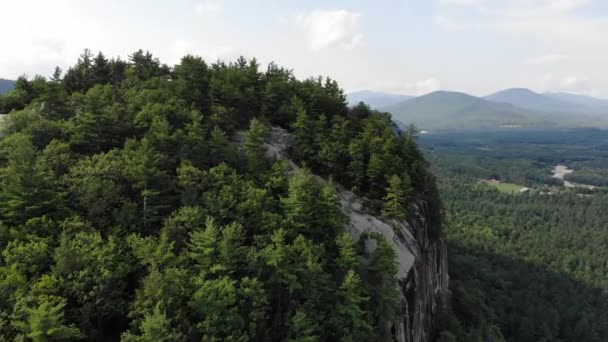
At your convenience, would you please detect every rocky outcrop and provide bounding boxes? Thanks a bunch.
[239,126,450,342]
[339,189,449,342]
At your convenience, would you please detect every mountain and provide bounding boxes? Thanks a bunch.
[544,92,608,113]
[382,90,553,130]
[0,79,15,95]
[484,88,583,112]
[347,90,413,108]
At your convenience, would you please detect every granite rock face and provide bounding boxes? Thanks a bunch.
[240,126,450,342]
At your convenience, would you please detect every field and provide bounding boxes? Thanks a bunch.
[482,180,523,193]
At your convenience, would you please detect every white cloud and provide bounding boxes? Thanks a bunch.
[526,54,574,65]
[439,0,483,6]
[296,9,363,51]
[540,74,597,95]
[375,78,442,96]
[195,1,222,17]
[170,40,236,64]
[411,78,442,95]
[547,0,589,13]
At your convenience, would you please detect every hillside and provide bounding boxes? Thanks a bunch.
[0,79,15,95]
[485,88,584,112]
[347,90,413,108]
[382,90,553,130]
[545,92,608,113]
[0,50,447,341]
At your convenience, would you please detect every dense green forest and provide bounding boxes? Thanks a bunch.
[421,129,608,187]
[424,131,608,341]
[0,49,437,341]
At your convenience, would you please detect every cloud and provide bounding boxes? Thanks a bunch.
[439,0,483,6]
[411,78,442,95]
[547,0,589,13]
[375,78,442,96]
[526,54,574,65]
[295,9,363,51]
[434,0,608,50]
[540,74,597,95]
[195,1,221,17]
[170,40,236,64]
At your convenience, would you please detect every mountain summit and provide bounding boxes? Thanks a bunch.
[485,88,583,112]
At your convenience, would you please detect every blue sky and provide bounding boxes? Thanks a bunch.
[2,0,607,97]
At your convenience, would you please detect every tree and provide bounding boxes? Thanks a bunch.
[92,52,112,85]
[335,233,361,275]
[190,276,246,341]
[364,233,399,340]
[333,271,373,341]
[123,138,170,231]
[53,231,133,339]
[383,174,412,220]
[121,304,181,342]
[291,98,316,164]
[0,133,64,226]
[244,117,269,175]
[347,138,367,193]
[188,217,221,276]
[14,297,80,342]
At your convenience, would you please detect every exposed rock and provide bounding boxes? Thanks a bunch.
[238,126,450,342]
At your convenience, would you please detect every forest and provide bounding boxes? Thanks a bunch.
[423,131,608,341]
[0,50,438,341]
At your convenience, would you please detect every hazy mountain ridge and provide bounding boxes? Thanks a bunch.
[544,92,608,113]
[381,90,554,130]
[484,88,584,113]
[347,90,413,108]
[349,88,608,130]
[0,79,15,95]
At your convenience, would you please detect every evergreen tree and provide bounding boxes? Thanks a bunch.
[383,174,411,220]
[14,297,81,342]
[121,304,180,342]
[244,117,270,175]
[333,271,373,341]
[291,98,316,164]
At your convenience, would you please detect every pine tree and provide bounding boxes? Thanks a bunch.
[244,117,269,175]
[383,174,411,220]
[121,304,181,342]
[334,271,373,341]
[366,233,399,340]
[123,138,170,231]
[92,52,112,85]
[292,98,315,164]
[14,298,81,342]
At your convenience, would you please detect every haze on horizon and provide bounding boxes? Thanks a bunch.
[2,0,608,97]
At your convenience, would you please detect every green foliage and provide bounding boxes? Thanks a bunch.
[14,297,80,342]
[427,129,608,341]
[244,117,270,175]
[383,174,411,220]
[0,50,434,341]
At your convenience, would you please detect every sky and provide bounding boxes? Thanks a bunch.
[2,0,608,97]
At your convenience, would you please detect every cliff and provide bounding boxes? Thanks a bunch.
[237,126,450,341]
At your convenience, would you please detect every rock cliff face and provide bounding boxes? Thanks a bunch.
[339,189,449,342]
[238,126,450,342]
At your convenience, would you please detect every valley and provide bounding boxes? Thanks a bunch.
[418,129,608,341]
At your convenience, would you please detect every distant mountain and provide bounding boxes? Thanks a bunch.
[544,92,608,114]
[485,88,583,113]
[347,90,413,108]
[0,79,15,95]
[382,90,557,130]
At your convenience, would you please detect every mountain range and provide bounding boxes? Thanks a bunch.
[347,90,414,108]
[0,79,15,95]
[350,88,608,130]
